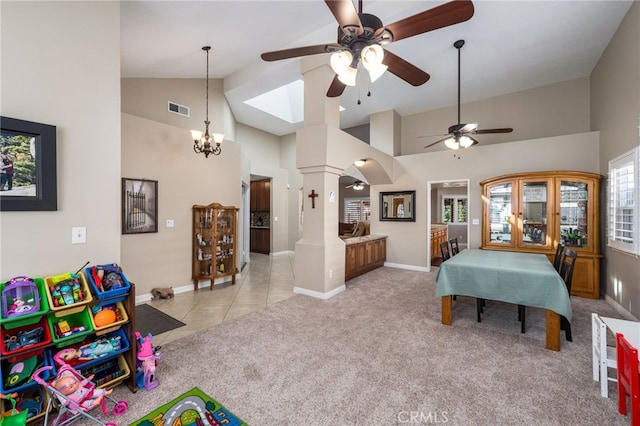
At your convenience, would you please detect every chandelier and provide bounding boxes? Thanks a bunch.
[191,46,224,158]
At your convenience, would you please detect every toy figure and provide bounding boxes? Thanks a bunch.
[54,336,122,366]
[51,370,111,410]
[135,332,161,390]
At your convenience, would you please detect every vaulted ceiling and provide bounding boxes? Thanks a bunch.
[121,1,633,137]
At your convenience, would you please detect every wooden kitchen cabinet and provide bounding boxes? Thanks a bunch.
[250,179,270,212]
[345,236,387,281]
[480,171,603,298]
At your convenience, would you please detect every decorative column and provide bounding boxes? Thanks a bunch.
[294,57,346,298]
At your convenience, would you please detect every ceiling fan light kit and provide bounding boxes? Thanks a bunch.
[260,0,475,97]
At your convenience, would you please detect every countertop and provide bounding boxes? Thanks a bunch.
[341,234,387,245]
[250,226,270,230]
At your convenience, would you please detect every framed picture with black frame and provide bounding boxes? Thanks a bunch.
[380,190,416,222]
[0,116,57,211]
[121,178,158,234]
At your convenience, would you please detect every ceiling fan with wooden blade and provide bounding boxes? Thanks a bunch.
[261,0,475,97]
[422,39,513,150]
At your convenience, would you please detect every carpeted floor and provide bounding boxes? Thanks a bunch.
[135,303,186,337]
[108,267,631,425]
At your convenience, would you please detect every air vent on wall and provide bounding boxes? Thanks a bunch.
[168,101,190,117]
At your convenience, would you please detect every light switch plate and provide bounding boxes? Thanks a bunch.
[72,227,86,244]
[166,219,175,228]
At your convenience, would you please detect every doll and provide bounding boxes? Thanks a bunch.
[55,336,122,366]
[52,369,111,410]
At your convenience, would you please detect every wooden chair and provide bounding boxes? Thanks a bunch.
[449,238,460,256]
[592,313,617,397]
[553,242,565,272]
[559,249,578,341]
[440,241,451,261]
[518,248,577,336]
[616,333,640,425]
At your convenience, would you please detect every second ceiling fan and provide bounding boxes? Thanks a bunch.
[261,0,475,97]
[423,39,513,150]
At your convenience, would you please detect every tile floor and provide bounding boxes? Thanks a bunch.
[141,253,296,346]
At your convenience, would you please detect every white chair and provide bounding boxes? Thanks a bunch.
[592,312,617,397]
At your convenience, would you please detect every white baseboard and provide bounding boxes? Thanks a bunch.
[134,274,239,305]
[604,294,639,321]
[271,250,294,257]
[293,284,346,299]
[383,262,430,273]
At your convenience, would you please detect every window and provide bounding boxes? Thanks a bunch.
[344,197,370,223]
[608,147,640,254]
[442,195,468,224]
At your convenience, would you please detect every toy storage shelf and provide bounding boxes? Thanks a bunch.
[192,203,239,290]
[0,275,138,423]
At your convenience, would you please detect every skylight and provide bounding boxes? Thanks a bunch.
[244,79,344,124]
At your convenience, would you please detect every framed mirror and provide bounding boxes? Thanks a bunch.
[380,190,415,222]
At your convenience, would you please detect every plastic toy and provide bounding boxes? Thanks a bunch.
[15,387,44,420]
[1,276,40,319]
[3,327,44,352]
[53,319,87,339]
[90,264,125,292]
[0,393,27,426]
[3,355,41,389]
[54,335,122,366]
[32,364,128,426]
[48,274,85,307]
[135,332,161,390]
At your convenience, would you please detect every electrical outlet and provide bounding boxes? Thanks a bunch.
[166,219,175,228]
[330,270,334,279]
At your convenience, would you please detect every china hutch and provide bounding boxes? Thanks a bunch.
[480,171,603,299]
[192,203,239,290]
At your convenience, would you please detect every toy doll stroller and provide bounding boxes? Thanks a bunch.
[32,365,128,426]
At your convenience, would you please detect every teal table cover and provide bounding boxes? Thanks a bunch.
[435,249,572,321]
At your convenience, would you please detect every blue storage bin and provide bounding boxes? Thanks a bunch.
[84,264,131,302]
[0,349,53,394]
[51,327,130,371]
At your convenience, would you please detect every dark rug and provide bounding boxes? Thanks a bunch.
[134,304,185,337]
[130,387,247,426]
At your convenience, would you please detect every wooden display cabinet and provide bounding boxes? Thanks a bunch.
[480,171,603,299]
[192,203,239,290]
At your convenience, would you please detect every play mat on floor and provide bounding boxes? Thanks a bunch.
[131,387,247,426]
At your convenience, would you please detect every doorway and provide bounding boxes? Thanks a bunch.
[427,179,470,271]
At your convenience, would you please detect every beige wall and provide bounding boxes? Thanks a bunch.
[591,1,640,318]
[0,2,121,278]
[401,77,591,156]
[120,114,242,297]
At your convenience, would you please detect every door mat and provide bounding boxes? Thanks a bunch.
[134,304,186,337]
[131,387,247,426]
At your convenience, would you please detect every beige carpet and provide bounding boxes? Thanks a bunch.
[106,266,629,425]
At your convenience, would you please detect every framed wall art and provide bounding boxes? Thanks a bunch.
[121,178,158,234]
[0,116,57,211]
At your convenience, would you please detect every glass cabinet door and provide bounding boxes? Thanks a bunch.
[215,209,235,275]
[519,179,553,250]
[487,181,514,246]
[558,179,591,251]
